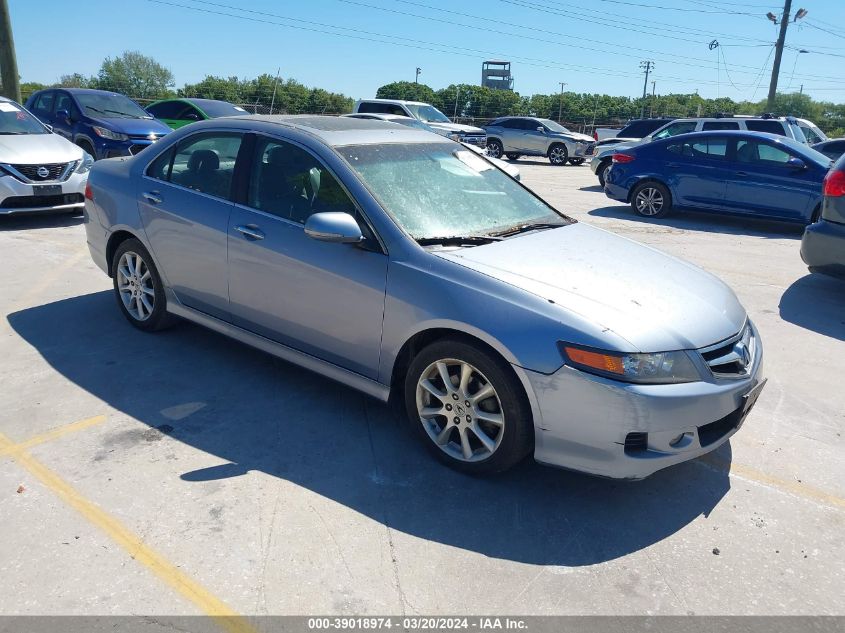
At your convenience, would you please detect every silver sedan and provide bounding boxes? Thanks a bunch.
[83,115,764,478]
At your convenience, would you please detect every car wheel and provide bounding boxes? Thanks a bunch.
[631,181,672,219]
[404,338,533,475]
[568,158,585,166]
[597,160,610,187]
[112,238,174,332]
[505,153,521,160]
[548,143,568,165]
[77,140,96,160]
[486,139,504,159]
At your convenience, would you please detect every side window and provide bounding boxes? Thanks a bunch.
[386,105,406,116]
[745,120,786,136]
[169,133,243,199]
[499,119,518,129]
[736,140,791,166]
[357,102,377,114]
[247,137,357,224]
[652,121,696,140]
[702,121,740,131]
[146,147,175,181]
[33,91,55,115]
[148,101,187,120]
[358,102,392,114]
[178,106,203,121]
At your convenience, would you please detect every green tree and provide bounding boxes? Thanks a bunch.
[376,81,436,103]
[96,51,175,98]
[56,73,95,89]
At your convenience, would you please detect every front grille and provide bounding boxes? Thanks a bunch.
[0,193,84,209]
[699,323,756,378]
[128,133,165,141]
[4,162,74,182]
[585,142,596,155]
[461,135,487,146]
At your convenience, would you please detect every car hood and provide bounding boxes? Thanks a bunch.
[425,121,486,135]
[434,223,746,351]
[554,131,594,143]
[0,132,83,164]
[89,116,172,135]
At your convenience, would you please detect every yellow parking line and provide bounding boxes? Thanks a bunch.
[0,431,256,633]
[0,415,107,457]
[700,454,845,510]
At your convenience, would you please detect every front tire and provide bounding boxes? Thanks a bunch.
[112,238,173,332]
[631,181,672,219]
[404,338,533,475]
[568,158,585,166]
[597,160,610,187]
[548,143,568,165]
[486,139,504,159]
[505,153,521,160]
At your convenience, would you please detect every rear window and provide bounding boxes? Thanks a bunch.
[618,119,670,138]
[745,120,786,136]
[358,102,406,116]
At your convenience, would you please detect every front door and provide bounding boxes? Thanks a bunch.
[227,136,388,379]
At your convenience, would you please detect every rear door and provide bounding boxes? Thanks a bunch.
[497,119,524,152]
[664,136,730,209]
[138,131,245,320]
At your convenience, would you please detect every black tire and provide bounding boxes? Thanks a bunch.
[77,140,96,160]
[548,143,568,165]
[568,158,585,166]
[486,138,504,159]
[404,338,533,475]
[630,181,672,219]
[111,238,174,332]
[597,160,610,187]
[505,153,521,160]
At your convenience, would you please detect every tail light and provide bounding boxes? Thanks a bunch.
[612,153,635,164]
[593,131,598,141]
[823,170,845,197]
[84,183,93,200]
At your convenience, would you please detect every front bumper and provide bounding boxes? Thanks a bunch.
[524,325,765,479]
[0,171,87,215]
[800,219,845,279]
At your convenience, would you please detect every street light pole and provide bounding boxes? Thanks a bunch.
[558,82,567,123]
[766,1,807,111]
[415,67,422,84]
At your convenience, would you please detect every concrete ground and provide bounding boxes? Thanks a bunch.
[0,162,842,618]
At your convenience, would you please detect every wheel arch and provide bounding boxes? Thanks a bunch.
[626,176,672,204]
[105,230,143,277]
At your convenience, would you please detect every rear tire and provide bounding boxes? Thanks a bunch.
[568,158,585,166]
[404,338,533,475]
[506,153,521,160]
[111,238,175,332]
[631,181,672,219]
[597,160,610,187]
[548,143,568,165]
[486,139,504,159]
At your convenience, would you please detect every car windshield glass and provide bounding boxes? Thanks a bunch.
[405,104,451,123]
[339,142,571,240]
[195,100,248,117]
[539,119,570,133]
[0,102,48,134]
[76,93,152,119]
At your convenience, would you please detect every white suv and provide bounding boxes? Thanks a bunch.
[352,99,487,148]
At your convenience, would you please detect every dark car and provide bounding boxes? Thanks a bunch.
[145,98,249,130]
[593,118,674,151]
[605,131,831,223]
[801,154,845,279]
[25,88,171,160]
[812,138,845,162]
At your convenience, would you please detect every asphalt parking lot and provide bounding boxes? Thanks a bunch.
[1,161,843,618]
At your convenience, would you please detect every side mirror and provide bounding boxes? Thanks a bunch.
[56,109,71,123]
[787,157,806,170]
[304,212,363,244]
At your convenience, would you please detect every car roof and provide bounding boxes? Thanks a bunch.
[216,114,443,146]
[356,98,429,106]
[345,113,415,121]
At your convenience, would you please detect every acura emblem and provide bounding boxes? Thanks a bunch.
[36,166,49,179]
[735,341,751,369]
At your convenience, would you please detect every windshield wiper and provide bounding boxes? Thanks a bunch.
[491,222,569,238]
[416,235,503,246]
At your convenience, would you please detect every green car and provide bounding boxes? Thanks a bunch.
[145,98,250,129]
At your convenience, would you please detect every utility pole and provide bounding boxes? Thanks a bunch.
[415,67,421,84]
[453,85,460,119]
[639,61,654,119]
[558,82,567,123]
[650,81,656,117]
[766,1,807,111]
[799,83,803,95]
[0,0,20,103]
[269,67,280,115]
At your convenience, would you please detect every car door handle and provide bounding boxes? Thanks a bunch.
[735,171,748,177]
[142,191,162,204]
[235,224,265,241]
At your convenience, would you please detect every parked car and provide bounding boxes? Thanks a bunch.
[352,98,486,148]
[145,98,249,129]
[84,114,764,479]
[0,96,91,216]
[483,116,595,166]
[801,153,845,279]
[343,113,520,180]
[593,118,675,153]
[591,115,810,187]
[25,88,171,160]
[812,138,845,161]
[795,117,828,145]
[605,131,831,223]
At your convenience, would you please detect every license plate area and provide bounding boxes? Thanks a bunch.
[739,378,767,424]
[33,184,62,196]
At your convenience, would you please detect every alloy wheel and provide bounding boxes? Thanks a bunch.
[116,251,155,321]
[487,142,503,159]
[415,359,505,462]
[635,187,664,216]
[549,146,567,164]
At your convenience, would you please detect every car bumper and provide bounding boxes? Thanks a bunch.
[800,219,845,279]
[604,180,628,202]
[0,172,87,215]
[522,326,765,480]
[590,156,608,174]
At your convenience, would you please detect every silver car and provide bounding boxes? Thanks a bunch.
[484,117,595,166]
[0,96,92,216]
[84,115,765,479]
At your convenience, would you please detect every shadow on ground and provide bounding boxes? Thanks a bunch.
[0,211,82,232]
[780,274,845,341]
[8,291,732,566]
[588,205,806,239]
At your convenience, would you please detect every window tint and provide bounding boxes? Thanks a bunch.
[736,140,791,165]
[667,138,727,159]
[702,121,740,131]
[53,92,78,118]
[358,102,402,115]
[652,121,697,140]
[178,106,203,121]
[32,91,55,114]
[147,101,189,119]
[248,137,357,224]
[168,133,243,199]
[745,120,785,136]
[618,119,670,138]
[799,124,822,144]
[146,147,175,181]
[499,119,519,129]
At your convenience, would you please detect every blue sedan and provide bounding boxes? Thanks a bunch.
[605,131,832,224]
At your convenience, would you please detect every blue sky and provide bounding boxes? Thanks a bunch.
[10,0,845,103]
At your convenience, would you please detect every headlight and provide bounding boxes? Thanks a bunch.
[559,343,700,384]
[92,126,129,141]
[448,132,462,142]
[76,152,94,174]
